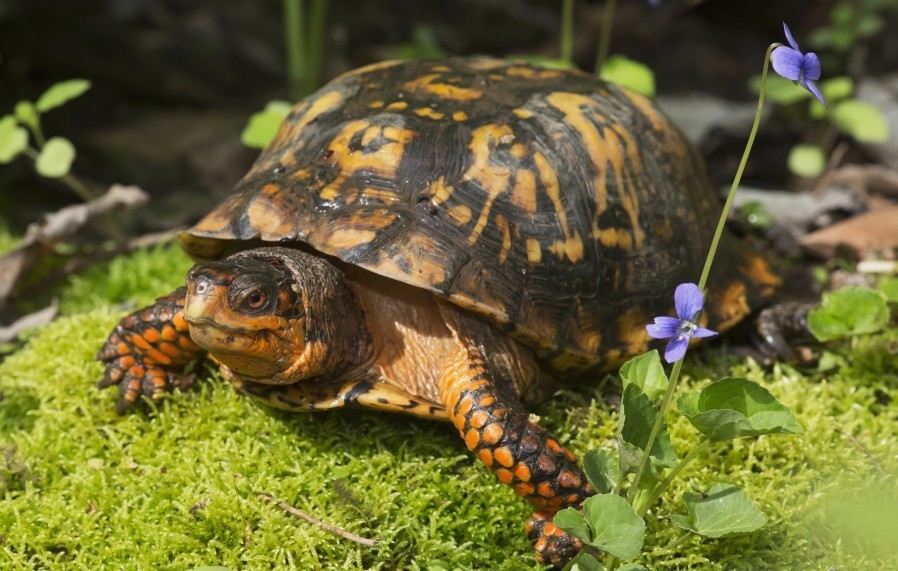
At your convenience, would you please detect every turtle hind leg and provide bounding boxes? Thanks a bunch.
[437,305,593,567]
[96,287,206,413]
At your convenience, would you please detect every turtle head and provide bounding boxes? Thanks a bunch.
[184,247,370,384]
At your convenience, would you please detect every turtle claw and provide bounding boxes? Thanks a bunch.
[527,510,584,568]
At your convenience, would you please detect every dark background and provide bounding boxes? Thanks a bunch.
[1,0,895,235]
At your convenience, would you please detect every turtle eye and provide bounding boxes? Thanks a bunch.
[246,289,267,309]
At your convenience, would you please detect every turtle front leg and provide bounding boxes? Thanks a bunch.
[437,333,593,566]
[96,287,206,413]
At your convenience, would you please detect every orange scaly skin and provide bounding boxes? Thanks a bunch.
[439,344,592,565]
[96,288,206,412]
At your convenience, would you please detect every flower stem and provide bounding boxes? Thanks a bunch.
[626,43,779,508]
[561,0,574,63]
[637,440,711,517]
[283,0,305,102]
[594,0,618,76]
[696,42,779,292]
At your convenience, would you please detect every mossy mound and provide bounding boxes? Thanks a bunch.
[0,243,896,570]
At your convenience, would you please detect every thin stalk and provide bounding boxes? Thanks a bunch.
[305,0,329,96]
[594,0,618,75]
[561,0,574,63]
[284,0,305,101]
[626,43,780,506]
[637,440,711,517]
[695,42,779,292]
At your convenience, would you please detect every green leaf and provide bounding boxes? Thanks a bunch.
[832,100,889,143]
[35,137,76,178]
[672,483,767,537]
[582,449,618,494]
[751,75,810,105]
[331,466,351,479]
[619,350,667,400]
[618,565,648,571]
[190,567,233,571]
[620,384,677,467]
[820,76,855,102]
[582,494,646,560]
[738,201,774,229]
[566,552,606,571]
[879,277,898,303]
[506,55,576,70]
[35,79,92,112]
[677,377,804,441]
[808,286,890,341]
[554,507,591,544]
[0,115,29,163]
[14,100,39,130]
[787,144,826,178]
[241,100,293,149]
[600,55,655,97]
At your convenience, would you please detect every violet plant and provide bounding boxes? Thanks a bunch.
[554,25,820,571]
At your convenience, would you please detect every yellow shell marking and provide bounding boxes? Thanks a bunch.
[452,111,469,121]
[511,169,537,215]
[246,183,298,239]
[534,151,583,263]
[545,92,611,215]
[387,101,408,111]
[402,73,484,101]
[414,107,445,120]
[463,125,513,245]
[272,91,344,148]
[526,238,542,263]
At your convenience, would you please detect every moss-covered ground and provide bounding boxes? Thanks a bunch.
[0,242,896,570]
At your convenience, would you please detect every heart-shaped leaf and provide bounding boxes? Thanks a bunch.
[582,448,618,494]
[36,79,92,112]
[35,137,76,178]
[620,350,667,401]
[671,483,766,537]
[0,115,29,163]
[241,100,293,149]
[554,507,591,544]
[620,384,677,467]
[808,286,890,341]
[677,378,804,442]
[582,494,646,560]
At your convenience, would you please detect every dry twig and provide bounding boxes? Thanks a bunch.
[258,493,379,547]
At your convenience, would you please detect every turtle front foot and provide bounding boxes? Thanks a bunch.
[527,510,584,567]
[96,288,206,413]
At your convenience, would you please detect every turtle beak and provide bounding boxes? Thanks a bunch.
[183,266,231,326]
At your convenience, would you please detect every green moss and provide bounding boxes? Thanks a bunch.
[0,245,896,570]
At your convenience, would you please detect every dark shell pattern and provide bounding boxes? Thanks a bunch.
[182,57,779,377]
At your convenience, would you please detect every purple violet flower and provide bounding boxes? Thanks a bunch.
[771,22,826,106]
[646,283,717,363]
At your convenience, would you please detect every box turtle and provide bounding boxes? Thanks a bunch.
[97,57,780,565]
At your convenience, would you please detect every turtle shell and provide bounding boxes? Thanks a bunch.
[182,57,779,377]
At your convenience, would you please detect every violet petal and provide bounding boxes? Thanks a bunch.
[692,326,718,339]
[664,337,689,363]
[674,283,704,321]
[783,22,801,52]
[771,46,803,81]
[801,78,827,107]
[647,316,682,339]
[803,51,821,81]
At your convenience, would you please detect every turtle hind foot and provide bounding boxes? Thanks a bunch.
[526,510,584,568]
[753,301,816,364]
